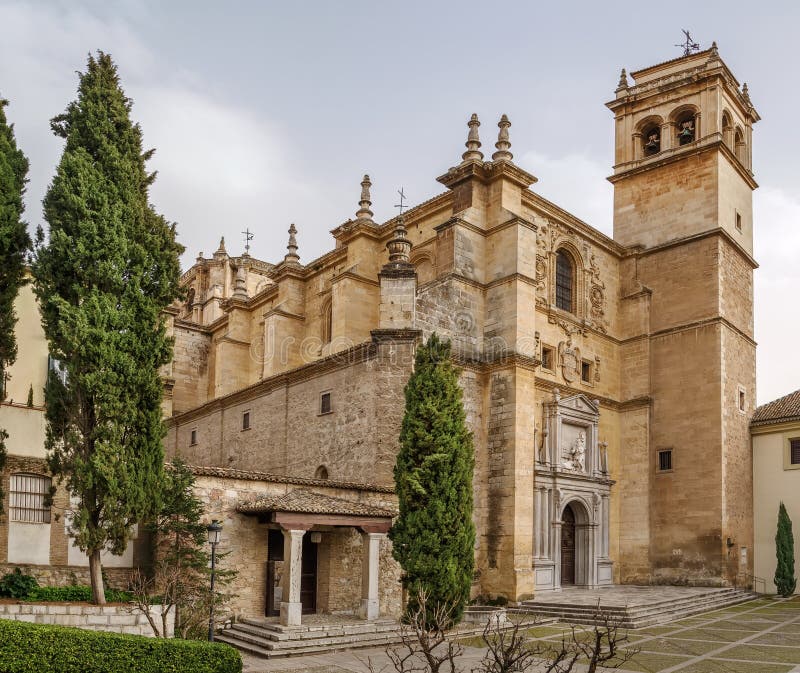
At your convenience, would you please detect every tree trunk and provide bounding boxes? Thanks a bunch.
[89,549,106,604]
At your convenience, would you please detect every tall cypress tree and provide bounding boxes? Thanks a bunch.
[33,52,183,604]
[0,96,31,516]
[775,501,797,597]
[389,333,475,626]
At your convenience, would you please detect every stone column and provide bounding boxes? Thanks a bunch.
[533,488,541,559]
[602,495,610,558]
[545,488,552,559]
[360,532,385,620]
[280,529,305,626]
[552,521,562,590]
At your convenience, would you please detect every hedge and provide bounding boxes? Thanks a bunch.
[25,585,134,603]
[0,620,242,673]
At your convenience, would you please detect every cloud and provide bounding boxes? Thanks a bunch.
[517,151,614,236]
[0,0,319,269]
[753,187,800,404]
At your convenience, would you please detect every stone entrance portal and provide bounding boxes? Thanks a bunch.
[533,390,614,591]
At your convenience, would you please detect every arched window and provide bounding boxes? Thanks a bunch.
[321,299,332,344]
[642,124,661,156]
[9,474,51,523]
[676,111,696,146]
[314,465,329,480]
[555,250,574,313]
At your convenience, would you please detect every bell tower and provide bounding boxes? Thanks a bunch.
[608,42,759,253]
[607,44,760,585]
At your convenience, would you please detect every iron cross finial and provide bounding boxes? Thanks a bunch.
[675,30,700,57]
[394,188,408,217]
[241,228,254,254]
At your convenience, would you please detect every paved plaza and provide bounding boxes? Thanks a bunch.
[241,596,800,673]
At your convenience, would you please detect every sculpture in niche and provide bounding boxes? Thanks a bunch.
[599,441,609,473]
[535,254,548,307]
[562,431,586,472]
[558,338,581,383]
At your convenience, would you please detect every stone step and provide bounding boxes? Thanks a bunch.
[520,587,744,615]
[520,588,746,617]
[517,591,757,629]
[219,616,560,659]
[237,618,402,640]
[222,624,402,651]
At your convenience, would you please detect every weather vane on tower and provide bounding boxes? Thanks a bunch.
[241,227,254,255]
[675,30,700,57]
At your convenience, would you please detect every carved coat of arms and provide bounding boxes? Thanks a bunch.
[558,338,581,383]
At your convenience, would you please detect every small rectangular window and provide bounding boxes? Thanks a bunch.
[738,389,746,412]
[190,428,198,446]
[735,211,742,232]
[581,360,592,383]
[242,411,251,431]
[791,439,800,466]
[541,347,553,371]
[320,392,332,415]
[658,449,673,472]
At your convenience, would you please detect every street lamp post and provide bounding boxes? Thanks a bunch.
[206,520,223,642]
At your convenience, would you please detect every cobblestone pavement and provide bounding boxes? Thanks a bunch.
[241,596,800,673]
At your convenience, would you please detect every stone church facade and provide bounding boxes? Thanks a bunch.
[161,45,758,622]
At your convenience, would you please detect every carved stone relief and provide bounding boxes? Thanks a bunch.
[587,253,607,333]
[561,430,587,472]
[558,338,581,383]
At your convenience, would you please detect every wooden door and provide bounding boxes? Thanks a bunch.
[300,535,317,613]
[561,505,576,585]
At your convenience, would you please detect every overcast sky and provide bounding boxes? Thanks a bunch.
[1,0,798,404]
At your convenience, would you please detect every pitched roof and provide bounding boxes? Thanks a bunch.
[751,389,800,426]
[187,465,394,494]
[237,489,396,518]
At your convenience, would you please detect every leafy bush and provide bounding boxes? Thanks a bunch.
[0,620,242,673]
[0,568,39,598]
[26,585,134,603]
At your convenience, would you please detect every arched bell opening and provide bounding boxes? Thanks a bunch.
[722,111,734,149]
[642,124,661,156]
[675,111,697,146]
[734,126,746,165]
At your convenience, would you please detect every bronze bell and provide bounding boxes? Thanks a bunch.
[679,125,694,143]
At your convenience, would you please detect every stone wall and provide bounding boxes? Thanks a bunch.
[168,337,416,487]
[0,603,173,637]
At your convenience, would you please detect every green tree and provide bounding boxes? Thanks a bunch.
[389,333,475,626]
[0,96,31,517]
[33,52,183,604]
[775,501,797,597]
[131,459,236,639]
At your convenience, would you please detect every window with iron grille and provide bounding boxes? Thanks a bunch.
[791,439,800,466]
[658,449,673,472]
[242,410,251,431]
[9,474,51,523]
[555,250,574,312]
